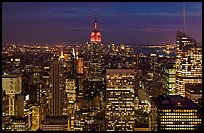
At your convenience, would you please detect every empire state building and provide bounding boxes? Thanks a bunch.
[90,16,102,43]
[85,16,105,82]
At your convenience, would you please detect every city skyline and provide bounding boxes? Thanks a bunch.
[2,2,202,45]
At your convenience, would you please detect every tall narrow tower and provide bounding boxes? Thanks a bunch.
[90,16,102,43]
[86,16,104,81]
[50,59,64,116]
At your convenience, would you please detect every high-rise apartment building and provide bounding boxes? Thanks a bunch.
[105,69,135,131]
[2,74,22,116]
[150,95,202,131]
[175,31,202,97]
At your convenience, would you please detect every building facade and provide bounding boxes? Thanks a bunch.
[105,69,135,131]
[163,63,176,95]
[175,31,202,97]
[150,95,202,131]
[2,90,10,131]
[185,83,202,107]
[49,59,64,116]
[10,116,28,131]
[2,74,22,116]
[41,116,68,131]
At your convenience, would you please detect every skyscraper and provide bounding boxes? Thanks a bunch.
[175,31,202,97]
[85,17,104,81]
[49,59,64,116]
[2,74,22,116]
[150,95,202,131]
[2,90,10,131]
[105,69,135,131]
[90,16,101,43]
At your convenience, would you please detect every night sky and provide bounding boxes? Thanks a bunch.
[2,2,202,45]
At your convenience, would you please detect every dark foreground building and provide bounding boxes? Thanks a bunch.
[150,95,202,131]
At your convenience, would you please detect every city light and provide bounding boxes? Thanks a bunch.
[2,2,202,131]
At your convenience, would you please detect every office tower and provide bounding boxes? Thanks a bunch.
[105,69,135,131]
[175,31,202,97]
[76,57,84,93]
[163,63,176,95]
[2,74,22,115]
[64,52,75,78]
[185,83,202,107]
[14,94,24,116]
[144,72,154,97]
[74,97,103,131]
[65,79,77,104]
[49,59,64,116]
[29,66,42,104]
[150,95,202,131]
[40,66,50,123]
[65,78,76,129]
[2,90,10,131]
[76,57,84,74]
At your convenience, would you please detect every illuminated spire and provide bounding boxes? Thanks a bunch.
[90,15,101,43]
[94,16,97,30]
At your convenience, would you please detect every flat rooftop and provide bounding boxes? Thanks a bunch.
[43,116,68,124]
[186,83,202,88]
[106,69,135,74]
[152,95,200,110]
[2,73,22,78]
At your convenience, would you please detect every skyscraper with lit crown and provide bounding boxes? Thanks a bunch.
[86,16,104,81]
[90,16,102,43]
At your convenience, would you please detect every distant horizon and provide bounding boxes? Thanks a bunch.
[3,2,202,45]
[2,41,202,47]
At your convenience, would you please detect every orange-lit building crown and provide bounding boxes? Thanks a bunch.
[90,17,101,43]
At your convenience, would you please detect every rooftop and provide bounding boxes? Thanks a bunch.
[106,69,135,74]
[43,116,68,124]
[152,95,201,110]
[186,83,202,88]
[2,73,22,78]
[185,83,202,93]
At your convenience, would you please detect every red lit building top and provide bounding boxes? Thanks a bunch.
[90,17,101,43]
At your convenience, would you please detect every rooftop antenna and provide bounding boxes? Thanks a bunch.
[183,2,186,33]
[94,9,97,30]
